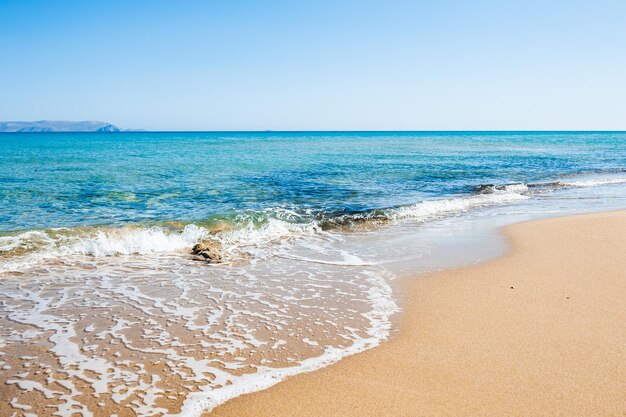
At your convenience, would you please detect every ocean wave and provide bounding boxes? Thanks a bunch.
[474,174,626,194]
[558,177,626,188]
[388,191,528,220]
[0,230,55,252]
[0,225,208,257]
[475,183,530,194]
[216,217,320,250]
[3,172,626,273]
[0,216,325,272]
[75,225,210,257]
[0,225,210,273]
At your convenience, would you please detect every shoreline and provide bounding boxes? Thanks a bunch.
[208,210,626,416]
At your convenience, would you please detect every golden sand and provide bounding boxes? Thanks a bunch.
[209,211,626,416]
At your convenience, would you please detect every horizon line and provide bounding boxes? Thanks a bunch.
[2,129,626,133]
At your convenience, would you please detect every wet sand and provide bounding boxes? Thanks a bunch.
[209,210,626,416]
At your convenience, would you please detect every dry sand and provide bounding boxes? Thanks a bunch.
[209,210,626,417]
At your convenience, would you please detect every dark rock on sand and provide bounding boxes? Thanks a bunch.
[191,240,223,263]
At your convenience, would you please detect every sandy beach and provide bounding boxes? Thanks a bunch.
[209,210,626,417]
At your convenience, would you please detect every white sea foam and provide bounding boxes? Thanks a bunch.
[559,176,626,188]
[388,191,528,221]
[74,225,210,256]
[1,240,398,417]
[277,252,375,266]
[0,225,211,273]
[0,230,55,252]
[171,268,398,417]
[0,218,320,273]
[0,225,208,256]
[501,183,530,194]
[215,217,320,251]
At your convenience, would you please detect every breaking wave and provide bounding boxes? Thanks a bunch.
[559,177,626,188]
[388,190,528,220]
[2,172,626,273]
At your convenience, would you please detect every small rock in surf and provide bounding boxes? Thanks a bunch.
[191,240,223,263]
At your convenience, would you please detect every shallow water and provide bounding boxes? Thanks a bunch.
[1,132,625,416]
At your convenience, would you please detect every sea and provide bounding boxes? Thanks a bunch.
[1,131,626,417]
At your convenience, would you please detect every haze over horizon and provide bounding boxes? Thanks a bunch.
[1,0,625,131]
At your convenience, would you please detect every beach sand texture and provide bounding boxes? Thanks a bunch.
[210,210,626,417]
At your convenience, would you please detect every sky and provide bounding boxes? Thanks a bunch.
[0,0,625,131]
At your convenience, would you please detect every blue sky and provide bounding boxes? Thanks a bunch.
[1,0,625,130]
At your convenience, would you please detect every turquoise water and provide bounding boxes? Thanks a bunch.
[1,131,626,417]
[1,131,625,231]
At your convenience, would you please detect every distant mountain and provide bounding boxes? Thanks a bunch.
[0,120,121,132]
